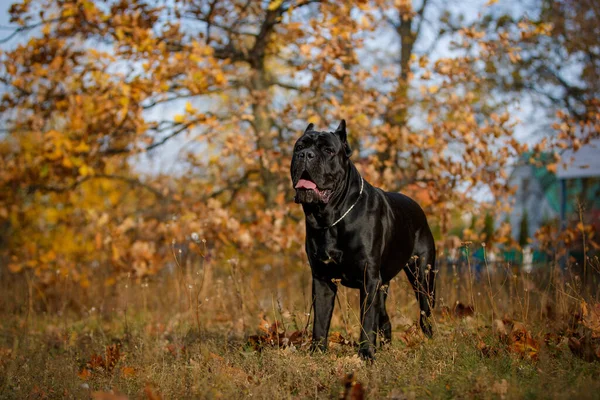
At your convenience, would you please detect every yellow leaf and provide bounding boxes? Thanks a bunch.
[69,331,78,347]
[185,101,195,114]
[79,165,93,177]
[46,208,60,224]
[214,71,225,84]
[62,157,74,168]
[268,0,284,11]
[80,277,90,288]
[112,245,121,261]
[218,232,231,245]
[8,263,22,273]
[174,114,185,124]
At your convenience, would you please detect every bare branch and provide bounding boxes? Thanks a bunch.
[27,174,167,199]
[414,0,430,40]
[0,22,42,44]
[102,121,195,155]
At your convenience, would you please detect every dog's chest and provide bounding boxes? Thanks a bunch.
[309,227,344,264]
[307,228,365,287]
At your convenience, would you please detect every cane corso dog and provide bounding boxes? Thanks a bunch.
[291,120,437,360]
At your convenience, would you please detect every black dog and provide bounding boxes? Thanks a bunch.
[291,120,437,360]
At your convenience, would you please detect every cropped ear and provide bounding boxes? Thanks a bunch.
[304,123,314,134]
[335,119,352,157]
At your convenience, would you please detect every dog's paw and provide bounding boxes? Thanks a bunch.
[358,346,376,361]
[420,314,434,338]
[379,337,391,349]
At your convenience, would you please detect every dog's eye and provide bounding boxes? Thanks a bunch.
[324,148,335,155]
[295,145,304,152]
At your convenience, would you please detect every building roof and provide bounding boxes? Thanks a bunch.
[556,139,600,179]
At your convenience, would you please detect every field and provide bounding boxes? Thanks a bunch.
[2,252,600,399]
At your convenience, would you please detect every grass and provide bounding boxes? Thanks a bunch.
[1,252,600,399]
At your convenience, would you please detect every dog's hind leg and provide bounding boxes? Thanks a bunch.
[378,284,392,346]
[405,233,436,337]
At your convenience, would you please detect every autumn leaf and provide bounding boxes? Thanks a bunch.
[185,101,195,114]
[143,384,162,400]
[78,368,92,380]
[268,0,284,11]
[508,323,539,360]
[91,390,129,400]
[120,366,136,378]
[580,301,600,338]
[341,373,365,400]
[7,263,23,273]
[329,331,355,347]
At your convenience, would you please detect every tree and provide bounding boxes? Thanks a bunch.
[519,210,530,248]
[0,0,557,288]
[483,211,495,245]
[474,0,600,152]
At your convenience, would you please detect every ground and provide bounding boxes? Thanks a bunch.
[1,258,600,399]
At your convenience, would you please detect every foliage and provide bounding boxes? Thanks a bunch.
[0,1,598,289]
[0,0,547,285]
[475,0,600,154]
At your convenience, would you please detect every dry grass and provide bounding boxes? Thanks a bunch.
[1,251,600,399]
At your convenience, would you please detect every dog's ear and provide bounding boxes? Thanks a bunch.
[304,123,314,134]
[335,119,352,157]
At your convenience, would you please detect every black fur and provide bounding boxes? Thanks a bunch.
[291,120,437,360]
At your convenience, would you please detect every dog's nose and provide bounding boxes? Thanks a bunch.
[299,149,315,159]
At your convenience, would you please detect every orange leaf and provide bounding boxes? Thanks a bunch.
[143,384,162,400]
[120,366,136,378]
[78,368,92,380]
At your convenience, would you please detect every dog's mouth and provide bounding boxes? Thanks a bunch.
[294,172,333,204]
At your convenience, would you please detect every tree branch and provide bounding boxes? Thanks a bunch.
[27,174,166,199]
[102,120,198,155]
[414,0,430,40]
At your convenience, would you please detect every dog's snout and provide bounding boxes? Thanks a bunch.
[299,149,315,160]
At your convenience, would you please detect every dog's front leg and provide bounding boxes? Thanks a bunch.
[310,277,337,353]
[358,274,381,360]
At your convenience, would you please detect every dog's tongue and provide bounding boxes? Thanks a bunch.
[295,179,317,190]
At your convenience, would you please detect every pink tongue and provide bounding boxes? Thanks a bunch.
[295,179,317,190]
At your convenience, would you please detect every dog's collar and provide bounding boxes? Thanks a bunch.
[329,174,363,228]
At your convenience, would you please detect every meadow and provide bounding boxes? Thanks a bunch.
[2,248,600,399]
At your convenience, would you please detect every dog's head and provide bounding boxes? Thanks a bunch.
[290,120,352,204]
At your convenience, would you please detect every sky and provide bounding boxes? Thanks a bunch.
[0,0,11,28]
